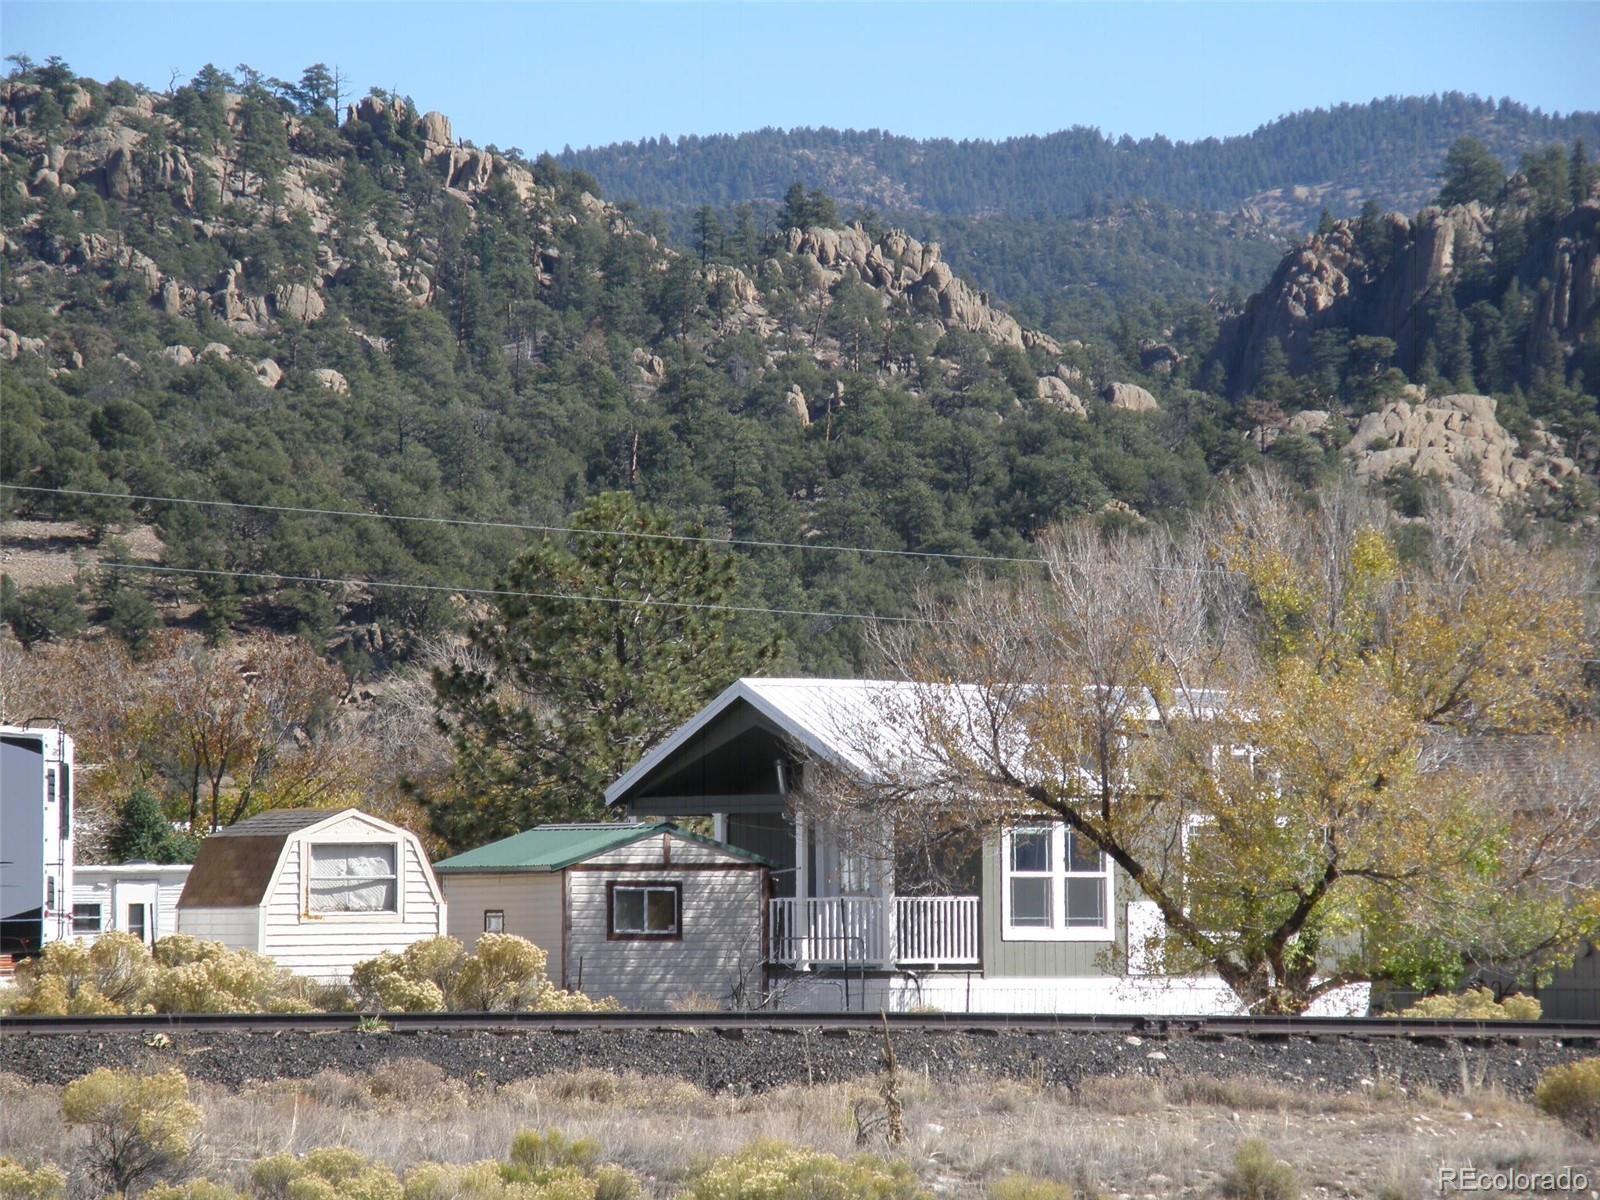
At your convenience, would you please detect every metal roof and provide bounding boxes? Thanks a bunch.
[432,821,772,873]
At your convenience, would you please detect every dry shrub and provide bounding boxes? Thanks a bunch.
[61,1067,203,1196]
[350,935,616,1014]
[297,1070,370,1110]
[1219,1139,1298,1200]
[146,1183,244,1199]
[1165,1075,1364,1115]
[252,1147,402,1200]
[1072,1074,1166,1114]
[14,932,150,1014]
[1400,988,1542,1020]
[0,1156,66,1199]
[366,1059,463,1107]
[681,1140,926,1200]
[1534,1057,1600,1140]
[988,1177,1073,1200]
[500,1070,706,1113]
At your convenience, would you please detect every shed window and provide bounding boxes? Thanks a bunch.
[608,882,681,938]
[484,909,505,933]
[307,843,397,913]
[73,903,102,933]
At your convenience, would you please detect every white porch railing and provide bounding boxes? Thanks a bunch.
[768,896,979,968]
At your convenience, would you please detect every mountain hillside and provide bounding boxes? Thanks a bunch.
[2,64,1596,677]
[562,95,1600,227]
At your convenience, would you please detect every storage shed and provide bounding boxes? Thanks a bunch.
[176,809,445,982]
[433,822,770,1010]
[72,864,192,946]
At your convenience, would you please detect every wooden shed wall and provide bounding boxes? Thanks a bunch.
[441,873,562,958]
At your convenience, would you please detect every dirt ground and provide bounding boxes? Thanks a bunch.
[2,1063,1595,1198]
[0,518,165,587]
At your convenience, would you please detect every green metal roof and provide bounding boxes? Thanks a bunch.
[432,821,772,873]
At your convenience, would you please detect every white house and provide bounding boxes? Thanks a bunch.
[606,678,1371,1016]
[176,808,445,982]
[72,863,191,946]
[434,822,771,1010]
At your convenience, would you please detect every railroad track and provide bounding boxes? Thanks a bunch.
[5,1010,1600,1039]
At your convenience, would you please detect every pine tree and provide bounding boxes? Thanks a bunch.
[427,493,780,848]
[107,788,193,863]
[1438,137,1505,207]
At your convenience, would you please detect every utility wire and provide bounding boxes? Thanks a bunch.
[1,555,928,624]
[0,484,1048,566]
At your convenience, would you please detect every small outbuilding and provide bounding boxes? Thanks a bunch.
[72,863,192,947]
[433,822,771,1010]
[176,808,445,981]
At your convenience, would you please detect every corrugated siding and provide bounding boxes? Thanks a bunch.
[1538,943,1600,1020]
[567,867,765,1009]
[979,835,1124,978]
[726,812,795,877]
[177,906,260,950]
[259,817,444,981]
[442,874,562,959]
[583,833,758,868]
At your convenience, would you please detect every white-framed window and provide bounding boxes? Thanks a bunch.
[607,881,682,939]
[484,909,505,934]
[306,842,399,914]
[72,903,103,934]
[1000,823,1113,941]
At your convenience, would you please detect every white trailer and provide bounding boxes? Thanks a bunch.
[0,724,75,955]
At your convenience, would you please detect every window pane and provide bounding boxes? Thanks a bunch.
[309,878,396,912]
[72,904,101,933]
[614,889,645,932]
[1011,829,1051,873]
[127,904,147,941]
[645,889,678,932]
[1010,877,1051,927]
[1065,876,1105,927]
[310,843,395,879]
[484,910,504,933]
[1067,831,1103,873]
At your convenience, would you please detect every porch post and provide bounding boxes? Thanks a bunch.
[794,814,811,971]
[877,815,895,968]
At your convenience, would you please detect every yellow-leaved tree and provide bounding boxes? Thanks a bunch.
[839,475,1600,1013]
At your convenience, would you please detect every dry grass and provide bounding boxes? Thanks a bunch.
[2,1065,1596,1198]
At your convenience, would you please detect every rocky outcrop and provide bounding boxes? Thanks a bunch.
[252,358,284,389]
[785,223,1059,354]
[273,282,326,324]
[1103,382,1159,412]
[1345,392,1577,500]
[161,344,195,366]
[1215,201,1597,396]
[418,111,453,147]
[2,328,48,361]
[1036,375,1086,417]
[784,384,811,425]
[310,368,350,395]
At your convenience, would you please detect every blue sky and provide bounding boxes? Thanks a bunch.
[3,2,1597,154]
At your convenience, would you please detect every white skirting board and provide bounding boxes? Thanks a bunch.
[764,972,1372,1017]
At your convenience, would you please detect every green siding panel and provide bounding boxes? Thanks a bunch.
[979,834,1126,979]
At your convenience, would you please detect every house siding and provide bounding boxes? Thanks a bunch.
[1539,943,1600,1020]
[176,906,261,951]
[72,867,189,943]
[257,814,445,982]
[979,835,1126,979]
[565,862,766,1009]
[441,873,563,958]
[725,812,795,877]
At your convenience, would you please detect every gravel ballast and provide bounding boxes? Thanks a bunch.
[2,1027,1594,1096]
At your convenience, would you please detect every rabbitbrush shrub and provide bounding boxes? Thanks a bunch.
[1399,987,1541,1020]
[350,934,617,1013]
[251,1147,403,1200]
[61,1067,203,1196]
[1535,1057,1600,1139]
[14,932,149,1014]
[988,1178,1074,1200]
[0,1157,66,1199]
[683,1140,926,1200]
[1219,1138,1298,1200]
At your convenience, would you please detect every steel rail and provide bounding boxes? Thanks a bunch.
[4,1011,1599,1039]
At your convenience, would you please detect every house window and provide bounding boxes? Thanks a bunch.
[72,903,102,933]
[608,882,682,939]
[307,843,398,913]
[484,909,505,934]
[1000,823,1112,941]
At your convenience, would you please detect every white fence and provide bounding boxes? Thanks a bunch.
[769,895,979,968]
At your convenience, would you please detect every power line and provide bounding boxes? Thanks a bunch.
[2,555,927,625]
[0,484,1048,567]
